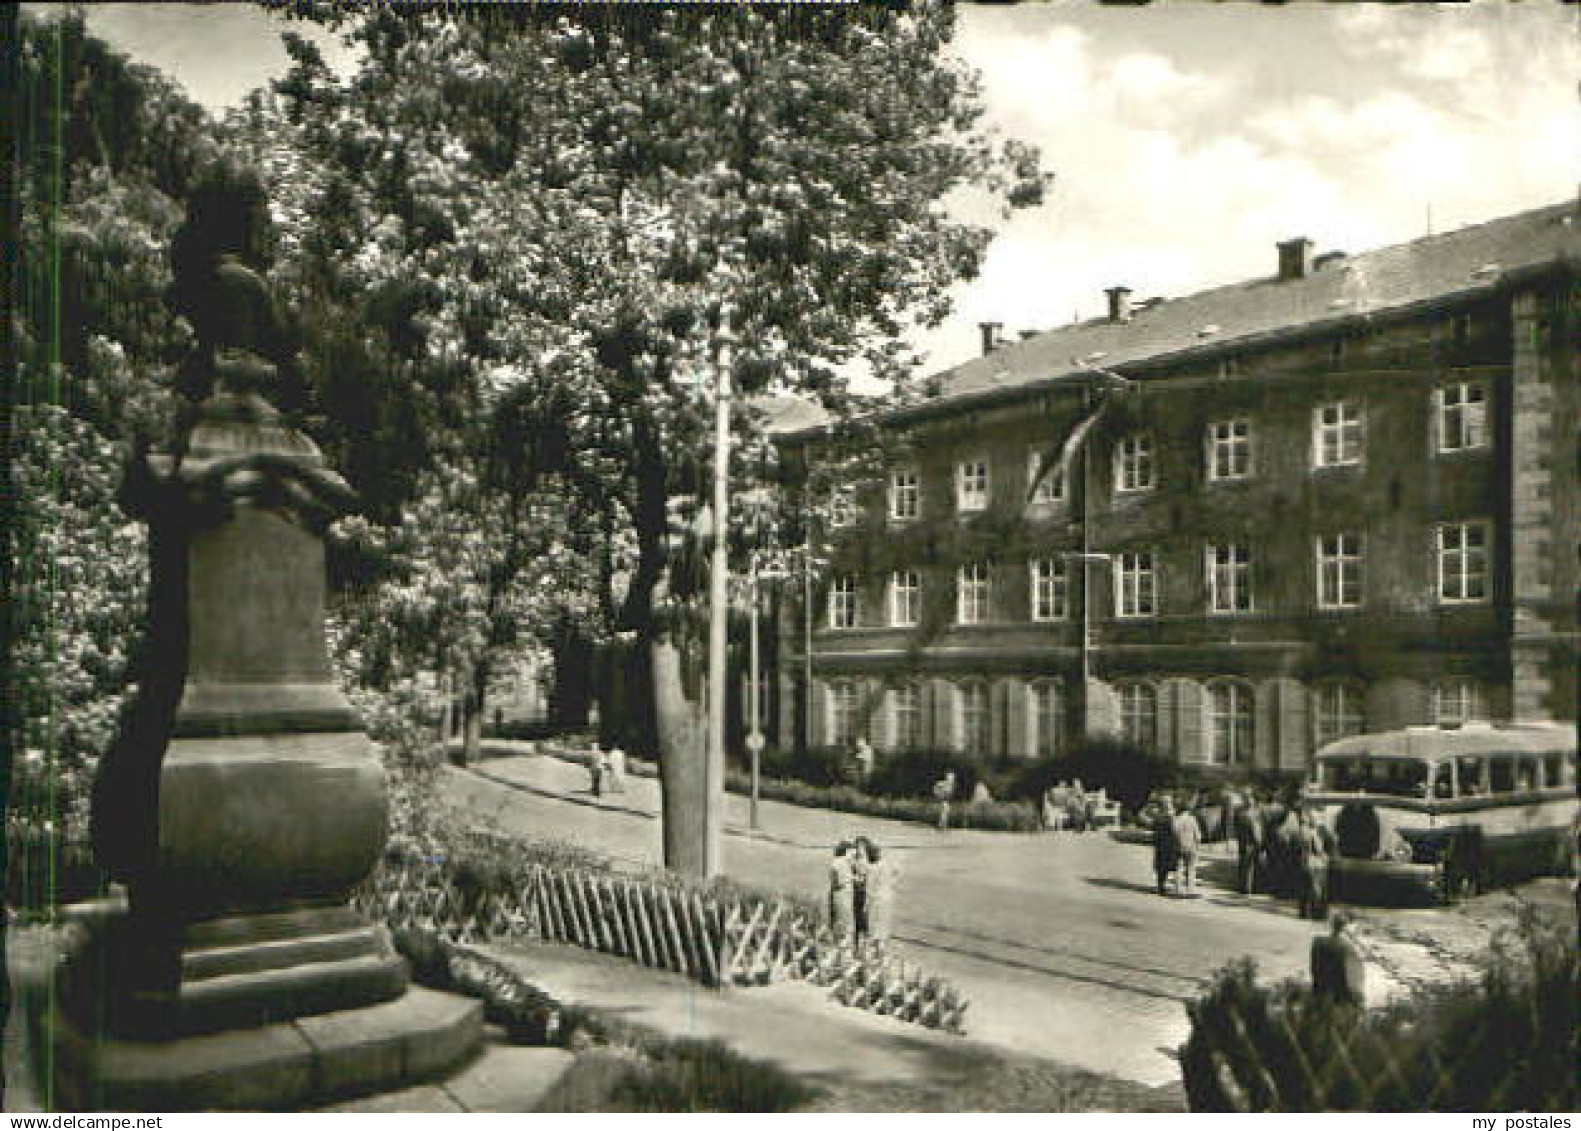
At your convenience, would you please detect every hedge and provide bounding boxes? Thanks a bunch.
[1181,917,1577,1112]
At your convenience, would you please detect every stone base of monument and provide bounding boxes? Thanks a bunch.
[30,901,484,1111]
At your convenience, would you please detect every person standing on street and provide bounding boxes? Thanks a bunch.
[829,841,857,943]
[588,741,605,797]
[1152,796,1180,895]
[1173,804,1203,894]
[852,736,875,786]
[607,743,627,793]
[1233,794,1265,894]
[850,835,872,942]
[933,771,957,831]
[1297,808,1331,920]
[860,839,897,948]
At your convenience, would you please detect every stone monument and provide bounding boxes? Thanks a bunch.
[34,159,481,1111]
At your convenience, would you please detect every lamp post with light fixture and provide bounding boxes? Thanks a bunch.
[1066,355,1133,738]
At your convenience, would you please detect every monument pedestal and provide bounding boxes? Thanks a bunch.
[30,160,488,1111]
[35,898,483,1110]
[40,956,481,1111]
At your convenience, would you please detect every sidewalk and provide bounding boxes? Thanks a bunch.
[484,939,1185,1112]
[462,739,1020,854]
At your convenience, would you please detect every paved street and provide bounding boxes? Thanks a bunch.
[441,752,1323,1085]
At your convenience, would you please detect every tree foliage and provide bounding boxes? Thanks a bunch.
[11,11,217,836]
[247,6,1048,757]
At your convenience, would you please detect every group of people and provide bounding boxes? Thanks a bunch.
[587,741,627,798]
[828,836,897,946]
[1149,790,1335,918]
[1230,794,1335,920]
[1149,796,1205,895]
[1041,778,1109,832]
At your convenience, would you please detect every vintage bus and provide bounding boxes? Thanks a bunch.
[1306,721,1577,903]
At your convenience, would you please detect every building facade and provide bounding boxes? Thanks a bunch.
[775,201,1579,776]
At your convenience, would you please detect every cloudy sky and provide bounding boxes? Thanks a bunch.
[72,1,1579,373]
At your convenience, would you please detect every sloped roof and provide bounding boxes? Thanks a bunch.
[776,200,1579,438]
[939,201,1579,404]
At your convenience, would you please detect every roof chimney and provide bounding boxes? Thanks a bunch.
[1278,237,1315,280]
[1105,286,1133,323]
[979,321,1004,356]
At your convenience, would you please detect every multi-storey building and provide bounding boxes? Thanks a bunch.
[772,200,1579,777]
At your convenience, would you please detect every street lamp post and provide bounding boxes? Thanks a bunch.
[703,308,735,878]
[745,558,785,832]
[746,561,764,831]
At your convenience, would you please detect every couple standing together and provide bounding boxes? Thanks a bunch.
[830,838,896,946]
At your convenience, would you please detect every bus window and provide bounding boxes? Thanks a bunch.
[1457,757,1486,796]
[1514,757,1538,792]
[1432,762,1454,799]
[1489,757,1515,794]
[1542,754,1563,788]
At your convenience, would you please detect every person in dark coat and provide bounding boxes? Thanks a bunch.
[1311,913,1365,1005]
[1233,797,1266,894]
[1152,796,1180,895]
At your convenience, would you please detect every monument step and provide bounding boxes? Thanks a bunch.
[41,985,483,1112]
[148,951,409,1036]
[182,925,387,981]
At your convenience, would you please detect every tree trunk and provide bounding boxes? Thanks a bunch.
[463,660,488,764]
[650,634,713,879]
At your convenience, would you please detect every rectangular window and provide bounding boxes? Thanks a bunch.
[1207,420,1254,481]
[1119,684,1157,749]
[1313,401,1363,467]
[1436,382,1487,452]
[1029,558,1068,622]
[1316,533,1364,609]
[890,684,921,751]
[1208,683,1254,764]
[1314,683,1364,748]
[828,490,857,528]
[1437,521,1490,603]
[960,684,990,756]
[828,682,861,748]
[1115,551,1157,618]
[1027,450,1063,504]
[888,569,920,628]
[1030,683,1062,757]
[957,459,990,512]
[827,576,857,629]
[1433,682,1486,726]
[1207,544,1253,613]
[957,562,991,625]
[888,469,919,522]
[1114,434,1154,493]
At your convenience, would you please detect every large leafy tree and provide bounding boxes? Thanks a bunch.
[254,2,1049,874]
[11,10,218,843]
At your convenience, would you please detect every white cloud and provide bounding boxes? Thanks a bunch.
[912,3,1579,373]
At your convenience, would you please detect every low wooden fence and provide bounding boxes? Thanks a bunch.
[355,850,967,1033]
